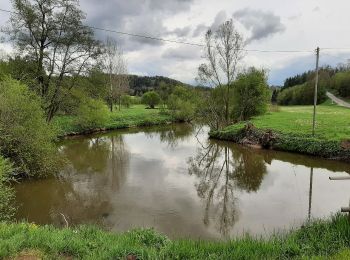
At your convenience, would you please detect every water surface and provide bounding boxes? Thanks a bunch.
[14,124,350,239]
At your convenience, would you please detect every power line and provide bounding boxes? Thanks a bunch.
[2,8,350,54]
[0,8,316,53]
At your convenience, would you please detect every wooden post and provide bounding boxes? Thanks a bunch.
[312,47,320,136]
[329,176,350,180]
[308,167,313,221]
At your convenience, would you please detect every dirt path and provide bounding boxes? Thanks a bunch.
[326,92,350,108]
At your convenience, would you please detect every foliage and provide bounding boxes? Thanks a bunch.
[197,85,233,130]
[167,86,197,122]
[0,78,59,178]
[0,214,349,259]
[74,98,109,130]
[128,75,186,96]
[232,68,270,121]
[54,105,174,136]
[198,19,245,126]
[6,0,102,121]
[277,78,327,105]
[331,71,350,97]
[0,156,16,221]
[141,91,161,109]
[121,95,133,108]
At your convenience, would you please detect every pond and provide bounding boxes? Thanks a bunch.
[14,124,350,240]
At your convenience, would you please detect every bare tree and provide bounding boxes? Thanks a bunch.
[4,0,101,121]
[198,19,245,127]
[103,37,129,112]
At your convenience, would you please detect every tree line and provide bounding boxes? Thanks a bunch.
[277,62,350,105]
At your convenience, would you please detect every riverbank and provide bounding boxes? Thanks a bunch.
[53,105,174,137]
[210,105,350,161]
[0,214,349,259]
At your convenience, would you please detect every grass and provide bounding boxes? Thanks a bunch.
[53,105,173,136]
[223,103,350,141]
[210,102,350,160]
[0,214,349,259]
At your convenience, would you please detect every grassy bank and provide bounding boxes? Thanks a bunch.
[210,104,350,160]
[0,214,349,259]
[53,105,173,136]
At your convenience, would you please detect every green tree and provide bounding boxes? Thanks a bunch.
[75,98,109,130]
[331,71,350,97]
[198,20,245,127]
[0,78,59,178]
[121,95,133,108]
[6,0,101,121]
[167,86,197,122]
[0,156,16,221]
[232,68,270,121]
[141,91,161,109]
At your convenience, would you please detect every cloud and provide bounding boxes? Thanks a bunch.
[313,6,320,12]
[233,8,285,43]
[80,0,195,50]
[192,24,208,37]
[162,45,201,60]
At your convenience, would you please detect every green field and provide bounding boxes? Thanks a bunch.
[53,105,173,136]
[0,214,349,259]
[223,103,350,141]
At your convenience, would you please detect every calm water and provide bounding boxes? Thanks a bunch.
[14,124,350,239]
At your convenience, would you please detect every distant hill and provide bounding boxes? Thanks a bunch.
[128,75,191,95]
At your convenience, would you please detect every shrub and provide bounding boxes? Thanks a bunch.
[121,95,133,108]
[0,78,59,178]
[75,98,109,130]
[0,156,16,221]
[167,86,197,122]
[232,68,270,121]
[141,91,161,109]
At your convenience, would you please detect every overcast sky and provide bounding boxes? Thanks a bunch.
[1,0,350,85]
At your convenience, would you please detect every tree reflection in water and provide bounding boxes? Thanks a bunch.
[39,134,130,226]
[188,139,267,237]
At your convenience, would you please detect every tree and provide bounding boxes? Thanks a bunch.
[102,37,129,112]
[197,19,245,126]
[5,0,101,121]
[121,95,132,108]
[0,78,59,178]
[167,86,198,122]
[141,91,160,109]
[232,68,270,121]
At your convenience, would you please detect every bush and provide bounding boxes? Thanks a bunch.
[0,156,16,221]
[141,91,161,109]
[232,68,270,121]
[121,95,133,108]
[167,86,197,122]
[0,78,59,178]
[75,98,109,130]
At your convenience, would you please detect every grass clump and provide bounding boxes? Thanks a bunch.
[0,214,349,259]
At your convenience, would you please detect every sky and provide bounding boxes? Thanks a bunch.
[1,0,350,85]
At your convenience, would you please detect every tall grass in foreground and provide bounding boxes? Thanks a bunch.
[0,214,349,259]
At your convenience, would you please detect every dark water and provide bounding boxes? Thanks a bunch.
[14,124,350,239]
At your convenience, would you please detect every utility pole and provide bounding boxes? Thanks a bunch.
[312,47,320,136]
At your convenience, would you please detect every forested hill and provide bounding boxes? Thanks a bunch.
[128,75,191,95]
